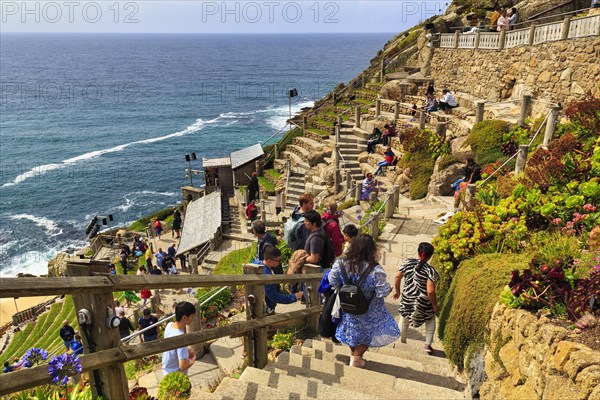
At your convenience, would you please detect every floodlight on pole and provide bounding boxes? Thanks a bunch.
[184,153,198,187]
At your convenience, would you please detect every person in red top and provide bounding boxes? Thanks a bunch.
[245,200,258,221]
[321,201,345,257]
[374,147,398,175]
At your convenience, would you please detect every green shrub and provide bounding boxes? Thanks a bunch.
[400,150,435,199]
[268,331,295,352]
[213,242,257,275]
[438,253,529,370]
[258,176,275,192]
[130,207,174,232]
[158,372,191,400]
[463,120,513,166]
[438,154,459,170]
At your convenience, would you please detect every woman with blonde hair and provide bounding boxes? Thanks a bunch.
[328,234,400,367]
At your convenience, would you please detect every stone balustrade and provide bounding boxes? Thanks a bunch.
[439,14,599,50]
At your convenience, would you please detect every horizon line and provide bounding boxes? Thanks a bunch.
[0,30,400,35]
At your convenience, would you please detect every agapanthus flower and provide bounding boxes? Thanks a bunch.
[48,353,82,385]
[21,347,49,367]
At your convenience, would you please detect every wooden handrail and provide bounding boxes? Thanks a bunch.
[0,307,322,396]
[0,273,325,298]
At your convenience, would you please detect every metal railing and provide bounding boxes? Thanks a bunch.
[359,194,391,228]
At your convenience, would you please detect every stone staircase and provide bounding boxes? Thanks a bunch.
[285,173,307,210]
[210,336,466,399]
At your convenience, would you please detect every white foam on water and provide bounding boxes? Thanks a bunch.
[9,213,63,237]
[111,191,178,213]
[2,118,216,188]
[266,100,315,131]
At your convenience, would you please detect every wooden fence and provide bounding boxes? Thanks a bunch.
[438,14,600,50]
[0,261,323,398]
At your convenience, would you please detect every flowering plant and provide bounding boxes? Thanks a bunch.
[48,353,82,386]
[21,347,49,367]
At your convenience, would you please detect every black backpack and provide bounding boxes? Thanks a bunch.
[316,231,336,269]
[338,261,374,315]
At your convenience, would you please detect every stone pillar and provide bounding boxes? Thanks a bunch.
[394,102,400,120]
[543,106,561,147]
[474,30,481,49]
[346,171,351,192]
[333,168,341,193]
[337,116,342,127]
[453,30,460,48]
[436,122,447,138]
[518,94,532,127]
[419,110,426,130]
[255,160,263,176]
[475,101,485,124]
[354,106,361,128]
[187,300,209,357]
[515,145,529,175]
[260,200,266,222]
[528,24,537,46]
[274,143,279,159]
[385,191,395,218]
[189,255,199,275]
[498,30,506,50]
[464,184,477,211]
[369,212,380,240]
[560,17,571,41]
[370,191,378,203]
[355,180,362,204]
[302,116,308,132]
[393,185,400,209]
[375,98,381,117]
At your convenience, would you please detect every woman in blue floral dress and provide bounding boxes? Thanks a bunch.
[328,234,400,367]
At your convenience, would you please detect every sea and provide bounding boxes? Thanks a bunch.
[0,32,392,277]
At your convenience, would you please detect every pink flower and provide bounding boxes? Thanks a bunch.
[566,221,574,228]
[583,204,597,212]
[551,218,562,225]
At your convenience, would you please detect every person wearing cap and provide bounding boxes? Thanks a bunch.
[59,320,75,350]
[137,309,160,342]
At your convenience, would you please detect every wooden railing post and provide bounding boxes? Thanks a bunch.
[303,264,321,333]
[543,106,561,147]
[375,98,381,116]
[67,261,129,400]
[380,59,385,82]
[369,212,380,240]
[302,116,308,132]
[394,102,400,120]
[518,94,533,127]
[260,199,266,222]
[243,264,267,369]
[345,171,352,192]
[475,101,485,124]
[354,106,361,128]
[436,122,447,138]
[274,143,279,159]
[355,180,362,204]
[419,110,426,130]
[453,30,460,48]
[189,255,199,275]
[515,145,529,175]
[255,160,263,177]
[335,125,340,145]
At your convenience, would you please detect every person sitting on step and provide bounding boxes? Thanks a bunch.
[374,146,398,175]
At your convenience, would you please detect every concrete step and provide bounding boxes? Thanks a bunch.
[294,136,324,151]
[339,136,368,145]
[239,367,378,400]
[269,351,465,400]
[213,377,301,399]
[189,390,225,400]
[302,339,455,379]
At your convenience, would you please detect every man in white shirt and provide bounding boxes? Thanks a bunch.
[439,89,458,113]
[162,301,197,376]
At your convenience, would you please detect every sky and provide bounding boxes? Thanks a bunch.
[0,1,449,33]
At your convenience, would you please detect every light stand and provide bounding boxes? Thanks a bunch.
[288,88,298,132]
[185,153,198,187]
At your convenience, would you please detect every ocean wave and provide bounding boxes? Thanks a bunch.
[110,190,178,213]
[2,118,214,188]
[9,214,63,237]
[266,100,315,131]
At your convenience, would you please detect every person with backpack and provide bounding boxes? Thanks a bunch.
[252,220,281,273]
[321,202,344,257]
[261,245,303,314]
[303,210,335,269]
[328,234,400,368]
[392,242,439,354]
[284,193,314,251]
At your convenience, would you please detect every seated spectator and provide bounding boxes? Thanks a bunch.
[245,200,258,221]
[361,173,383,201]
[366,127,383,154]
[411,103,418,117]
[425,93,438,113]
[381,123,396,146]
[3,360,22,373]
[439,89,458,113]
[149,264,162,275]
[374,146,398,175]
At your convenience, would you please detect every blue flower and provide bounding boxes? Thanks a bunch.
[186,288,192,294]
[48,353,82,386]
[21,347,49,368]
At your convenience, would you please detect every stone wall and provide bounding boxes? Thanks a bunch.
[429,36,600,116]
[480,303,600,399]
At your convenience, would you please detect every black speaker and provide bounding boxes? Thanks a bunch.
[108,214,114,222]
[289,88,298,98]
[191,152,197,160]
[185,154,190,162]
[102,218,108,226]
[424,23,435,30]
